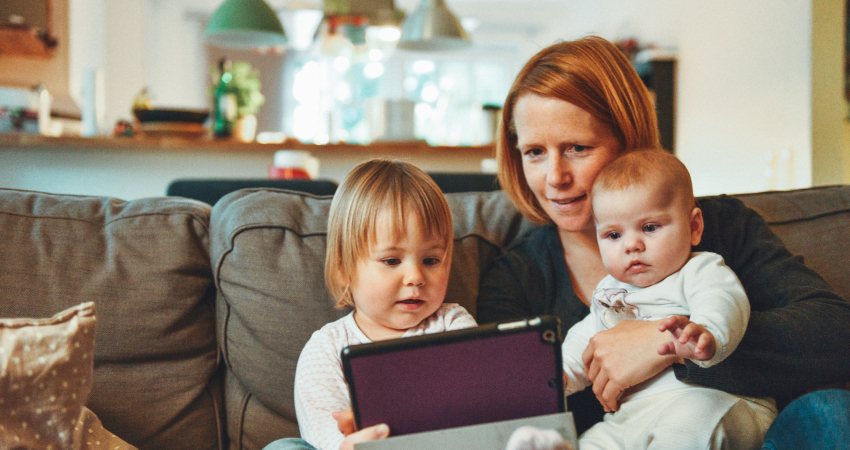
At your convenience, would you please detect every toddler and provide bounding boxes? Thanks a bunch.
[285,159,476,450]
[562,149,777,449]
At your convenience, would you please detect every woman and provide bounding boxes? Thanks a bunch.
[476,35,850,445]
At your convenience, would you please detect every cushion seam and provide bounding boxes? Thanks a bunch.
[757,209,850,225]
[0,211,211,232]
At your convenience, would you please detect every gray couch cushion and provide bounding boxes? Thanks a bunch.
[0,188,222,450]
[212,184,850,449]
[211,188,533,449]
[735,185,850,300]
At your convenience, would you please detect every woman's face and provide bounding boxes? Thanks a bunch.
[513,94,623,233]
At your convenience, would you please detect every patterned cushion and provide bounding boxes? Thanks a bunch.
[0,302,94,448]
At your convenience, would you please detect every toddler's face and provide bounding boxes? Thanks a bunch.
[593,185,702,287]
[350,210,450,341]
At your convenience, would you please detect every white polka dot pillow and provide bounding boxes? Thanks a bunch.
[0,302,127,449]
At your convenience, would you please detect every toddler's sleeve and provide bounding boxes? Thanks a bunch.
[445,303,478,330]
[294,330,351,450]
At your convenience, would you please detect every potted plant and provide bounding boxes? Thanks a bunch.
[211,60,265,142]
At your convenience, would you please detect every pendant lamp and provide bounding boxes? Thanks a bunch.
[398,0,469,51]
[204,0,287,49]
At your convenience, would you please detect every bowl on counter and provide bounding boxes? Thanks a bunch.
[133,108,209,124]
[133,108,209,138]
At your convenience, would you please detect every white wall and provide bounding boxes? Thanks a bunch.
[69,0,207,130]
[144,0,209,109]
[68,0,106,110]
[645,0,814,194]
[376,1,846,194]
[468,0,818,195]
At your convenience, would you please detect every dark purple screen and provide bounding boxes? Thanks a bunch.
[347,330,562,435]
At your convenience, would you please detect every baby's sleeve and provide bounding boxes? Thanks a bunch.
[682,252,751,368]
[562,314,594,395]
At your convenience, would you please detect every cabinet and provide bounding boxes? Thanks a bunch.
[645,58,676,152]
[0,0,57,57]
[635,51,676,152]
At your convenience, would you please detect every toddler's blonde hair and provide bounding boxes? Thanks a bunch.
[324,159,454,309]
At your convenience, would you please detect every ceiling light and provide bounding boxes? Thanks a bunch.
[398,0,470,51]
[204,0,287,49]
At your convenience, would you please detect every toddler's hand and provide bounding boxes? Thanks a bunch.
[333,410,390,450]
[657,315,716,361]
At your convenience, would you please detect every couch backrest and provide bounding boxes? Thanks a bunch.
[210,188,534,449]
[734,185,850,301]
[211,185,850,449]
[3,182,844,450]
[0,188,222,450]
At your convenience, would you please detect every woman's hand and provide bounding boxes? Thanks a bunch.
[582,319,678,412]
[333,410,390,450]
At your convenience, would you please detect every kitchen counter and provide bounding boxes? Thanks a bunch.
[0,133,495,199]
[0,133,492,154]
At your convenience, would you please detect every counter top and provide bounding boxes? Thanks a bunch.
[0,133,495,157]
[1,133,497,200]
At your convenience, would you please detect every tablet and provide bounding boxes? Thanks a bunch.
[341,315,564,436]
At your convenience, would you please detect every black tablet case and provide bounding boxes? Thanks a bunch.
[341,316,564,436]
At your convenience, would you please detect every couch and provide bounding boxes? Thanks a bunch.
[1,184,848,450]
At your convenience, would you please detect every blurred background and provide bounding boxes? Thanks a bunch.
[1,0,847,198]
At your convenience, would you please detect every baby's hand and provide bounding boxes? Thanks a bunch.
[657,315,716,361]
[505,425,573,450]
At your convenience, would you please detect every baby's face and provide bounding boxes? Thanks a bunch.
[350,209,450,341]
[593,185,702,287]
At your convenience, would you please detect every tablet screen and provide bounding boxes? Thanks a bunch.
[341,316,564,436]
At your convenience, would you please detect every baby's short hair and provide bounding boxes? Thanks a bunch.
[592,148,695,211]
[324,159,453,309]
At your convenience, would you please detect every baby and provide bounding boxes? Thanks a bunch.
[561,148,776,449]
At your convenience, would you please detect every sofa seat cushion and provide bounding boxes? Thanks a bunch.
[0,188,221,450]
[210,188,533,449]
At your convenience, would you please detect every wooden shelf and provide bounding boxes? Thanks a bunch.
[0,133,495,157]
[0,133,496,199]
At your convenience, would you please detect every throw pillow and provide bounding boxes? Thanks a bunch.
[0,302,97,449]
[72,406,136,449]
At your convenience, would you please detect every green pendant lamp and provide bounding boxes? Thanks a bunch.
[205,0,287,49]
[398,0,469,51]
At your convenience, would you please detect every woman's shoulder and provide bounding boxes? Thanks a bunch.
[696,195,766,249]
[503,224,560,254]
[481,225,560,278]
[697,195,754,221]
